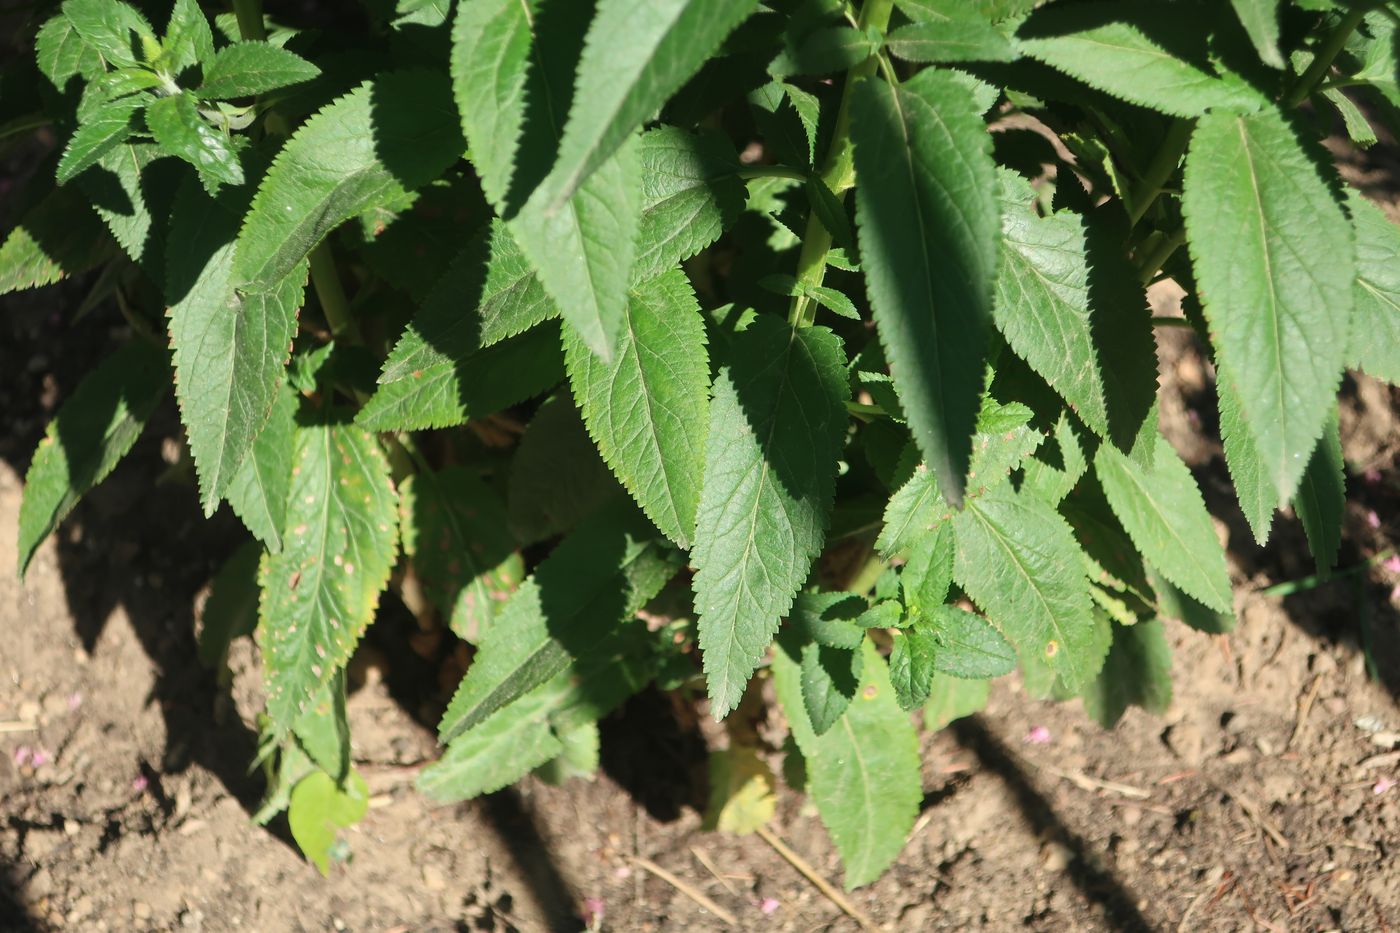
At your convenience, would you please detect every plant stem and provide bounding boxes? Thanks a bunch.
[231,0,267,41]
[308,243,353,338]
[788,0,895,327]
[736,164,808,182]
[1126,119,1192,227]
[1283,4,1372,108]
[1135,225,1186,284]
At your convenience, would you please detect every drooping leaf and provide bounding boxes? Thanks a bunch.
[1229,0,1283,68]
[225,384,297,552]
[566,269,710,548]
[0,185,110,295]
[56,96,143,185]
[231,71,464,290]
[18,341,170,576]
[1015,1,1266,117]
[1347,193,1400,385]
[851,69,999,507]
[145,92,244,192]
[634,126,745,282]
[993,169,1110,436]
[1095,436,1233,613]
[538,0,760,208]
[772,639,920,889]
[196,41,320,99]
[167,181,307,514]
[692,316,850,718]
[1294,411,1344,578]
[1082,619,1172,728]
[435,506,680,743]
[1216,366,1278,544]
[952,486,1104,690]
[288,769,368,876]
[198,540,262,668]
[1182,107,1354,503]
[257,419,398,737]
[703,745,777,834]
[399,467,521,643]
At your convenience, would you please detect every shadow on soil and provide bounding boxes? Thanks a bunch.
[0,860,41,932]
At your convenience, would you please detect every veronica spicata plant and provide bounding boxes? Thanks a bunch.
[6,0,1399,884]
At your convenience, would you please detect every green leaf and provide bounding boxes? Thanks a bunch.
[197,540,262,667]
[1015,1,1266,117]
[538,0,760,209]
[634,126,745,283]
[288,769,368,876]
[450,0,533,209]
[800,639,863,735]
[1182,107,1354,503]
[1148,564,1233,634]
[1294,411,1344,578]
[508,396,623,544]
[75,142,168,272]
[60,0,155,69]
[760,274,861,321]
[436,507,680,744]
[565,269,710,548]
[922,604,1017,679]
[56,96,143,185]
[952,486,1104,690]
[1082,619,1172,728]
[167,181,306,514]
[1347,193,1400,384]
[0,185,110,295]
[692,316,850,718]
[257,419,398,737]
[1022,413,1087,505]
[226,384,298,552]
[294,674,350,780]
[993,170,1110,436]
[197,41,320,99]
[18,342,170,576]
[399,467,522,643]
[1095,436,1232,613]
[1216,366,1277,544]
[36,14,104,89]
[922,671,989,731]
[851,69,999,507]
[146,93,244,192]
[162,0,215,74]
[231,71,463,290]
[1229,0,1283,68]
[888,627,937,711]
[772,639,920,889]
[535,720,601,785]
[885,1,1016,64]
[900,521,954,611]
[1324,89,1377,149]
[772,25,882,77]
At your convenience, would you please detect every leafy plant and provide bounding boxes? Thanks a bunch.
[7,0,1397,887]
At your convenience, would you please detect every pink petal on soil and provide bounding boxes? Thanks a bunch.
[1364,468,1383,485]
[581,896,604,926]
[66,693,82,711]
[29,749,49,767]
[1024,726,1052,745]
[1366,510,1382,530]
[1383,556,1400,575]
[12,746,32,767]
[1373,776,1396,796]
[132,775,149,793]
[760,897,781,915]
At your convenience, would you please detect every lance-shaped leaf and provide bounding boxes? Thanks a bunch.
[1294,411,1344,578]
[162,0,215,75]
[18,342,170,576]
[168,181,307,514]
[1015,1,1265,117]
[399,467,522,643]
[1348,193,1400,385]
[436,507,680,744]
[538,0,759,209]
[888,627,938,711]
[885,0,1016,63]
[952,486,1103,689]
[145,92,243,192]
[232,71,464,290]
[692,317,850,718]
[1095,436,1232,613]
[1217,366,1277,544]
[1182,107,1354,503]
[225,383,297,551]
[851,69,999,507]
[35,13,104,89]
[565,269,709,548]
[993,170,1110,436]
[1082,618,1172,727]
[0,185,110,295]
[197,41,320,99]
[1230,0,1283,69]
[257,419,398,737]
[634,126,745,283]
[772,638,920,889]
[56,96,144,185]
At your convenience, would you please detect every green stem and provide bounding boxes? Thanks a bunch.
[1135,225,1186,284]
[788,0,895,327]
[231,0,267,41]
[1126,119,1192,227]
[308,243,353,339]
[1283,4,1372,108]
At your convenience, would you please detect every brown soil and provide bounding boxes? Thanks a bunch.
[4,162,1400,933]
